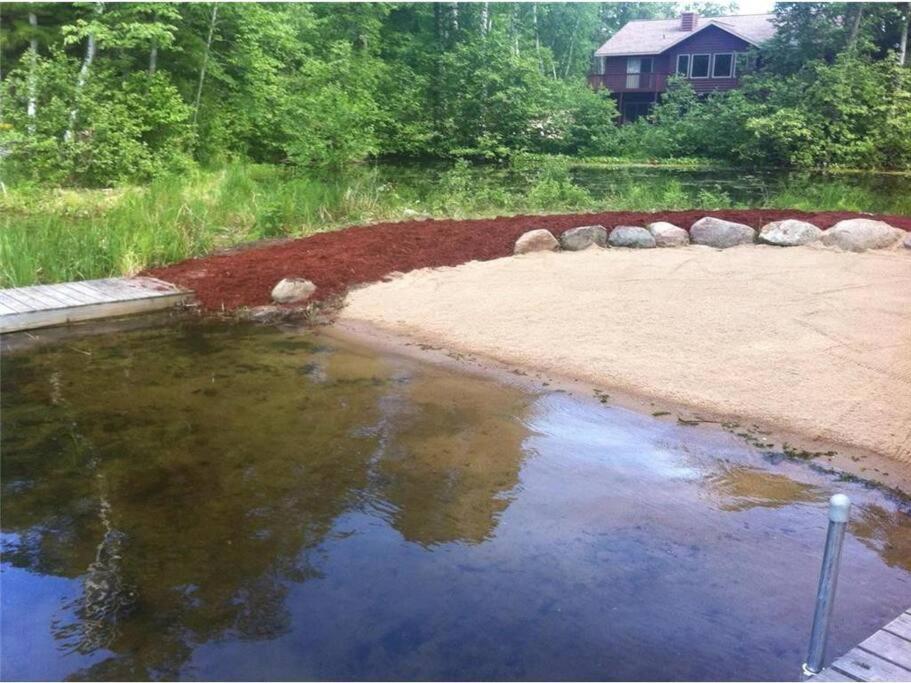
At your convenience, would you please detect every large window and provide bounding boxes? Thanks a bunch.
[712,53,734,78]
[676,54,690,76]
[690,54,710,78]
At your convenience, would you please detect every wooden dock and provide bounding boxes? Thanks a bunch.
[810,608,911,681]
[0,277,193,334]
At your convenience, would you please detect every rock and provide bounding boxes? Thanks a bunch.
[904,233,911,249]
[758,219,823,247]
[514,229,559,255]
[647,221,689,247]
[559,225,608,251]
[608,226,656,248]
[690,217,756,248]
[821,219,904,252]
[271,277,317,303]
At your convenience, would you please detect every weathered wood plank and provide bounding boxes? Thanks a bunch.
[811,668,860,681]
[25,284,86,307]
[0,294,31,314]
[830,647,911,682]
[0,278,193,333]
[858,630,911,670]
[0,292,192,334]
[884,612,911,642]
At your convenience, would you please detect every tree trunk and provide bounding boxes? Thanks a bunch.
[847,4,864,47]
[533,3,543,73]
[450,2,458,33]
[480,2,489,36]
[192,3,219,130]
[511,3,520,56]
[900,3,910,67]
[65,4,101,143]
[149,43,158,74]
[27,12,38,131]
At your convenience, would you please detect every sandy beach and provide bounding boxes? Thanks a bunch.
[341,244,911,465]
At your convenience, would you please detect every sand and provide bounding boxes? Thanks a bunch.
[340,244,911,465]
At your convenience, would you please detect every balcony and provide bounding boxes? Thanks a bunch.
[588,72,669,93]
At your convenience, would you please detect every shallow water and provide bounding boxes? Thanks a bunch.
[2,321,909,681]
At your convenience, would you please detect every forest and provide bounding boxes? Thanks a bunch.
[2,1,911,188]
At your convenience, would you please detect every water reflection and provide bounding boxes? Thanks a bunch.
[2,321,909,681]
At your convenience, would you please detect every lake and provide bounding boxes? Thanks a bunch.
[2,319,909,680]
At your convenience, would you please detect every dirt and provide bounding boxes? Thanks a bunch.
[145,209,911,311]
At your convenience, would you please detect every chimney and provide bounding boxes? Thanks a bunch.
[681,12,698,31]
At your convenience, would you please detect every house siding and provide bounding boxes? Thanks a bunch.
[664,25,752,93]
[593,25,753,95]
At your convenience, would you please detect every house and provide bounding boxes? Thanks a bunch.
[589,12,776,122]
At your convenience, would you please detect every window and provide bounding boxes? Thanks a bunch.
[690,53,710,78]
[640,57,654,73]
[676,54,690,76]
[712,53,734,78]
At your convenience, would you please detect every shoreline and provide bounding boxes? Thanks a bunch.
[327,318,911,497]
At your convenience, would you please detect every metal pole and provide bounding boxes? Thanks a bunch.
[802,494,851,677]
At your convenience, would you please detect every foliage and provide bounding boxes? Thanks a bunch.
[4,160,908,288]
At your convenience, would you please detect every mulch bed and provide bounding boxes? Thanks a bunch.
[145,209,911,311]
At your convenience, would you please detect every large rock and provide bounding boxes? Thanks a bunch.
[758,219,823,246]
[690,217,756,248]
[271,277,317,303]
[559,225,608,251]
[514,228,559,255]
[821,219,904,252]
[608,226,656,248]
[647,221,689,247]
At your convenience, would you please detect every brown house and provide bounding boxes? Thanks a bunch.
[590,12,776,122]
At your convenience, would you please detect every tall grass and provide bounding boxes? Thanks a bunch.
[1,161,907,287]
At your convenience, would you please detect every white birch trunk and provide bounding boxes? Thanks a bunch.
[192,3,219,130]
[149,43,158,74]
[900,3,910,67]
[65,6,99,144]
[27,12,38,131]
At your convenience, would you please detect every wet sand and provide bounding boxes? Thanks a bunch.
[340,244,911,470]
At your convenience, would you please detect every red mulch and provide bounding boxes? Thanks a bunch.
[145,209,911,311]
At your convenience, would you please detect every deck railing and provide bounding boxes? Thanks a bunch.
[587,72,670,93]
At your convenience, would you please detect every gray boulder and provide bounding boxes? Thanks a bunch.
[690,217,756,248]
[608,226,656,248]
[821,219,904,252]
[559,225,608,251]
[647,221,689,247]
[758,219,823,246]
[514,228,559,255]
[271,278,317,304]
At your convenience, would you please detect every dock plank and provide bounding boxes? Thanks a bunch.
[884,613,911,641]
[0,277,193,333]
[830,647,911,682]
[859,631,911,670]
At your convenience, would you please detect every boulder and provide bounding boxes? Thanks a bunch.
[904,233,911,249]
[821,219,904,252]
[514,228,559,255]
[271,278,317,304]
[647,221,689,247]
[559,225,608,251]
[758,219,823,247]
[690,217,756,248]
[608,226,656,249]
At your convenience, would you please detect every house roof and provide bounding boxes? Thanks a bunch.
[594,13,776,57]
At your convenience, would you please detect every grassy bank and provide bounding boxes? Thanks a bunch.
[2,160,909,287]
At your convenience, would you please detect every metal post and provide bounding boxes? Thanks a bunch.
[802,494,851,677]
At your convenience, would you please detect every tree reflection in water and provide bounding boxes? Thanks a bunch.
[1,322,532,679]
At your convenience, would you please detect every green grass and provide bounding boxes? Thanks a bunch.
[1,160,908,287]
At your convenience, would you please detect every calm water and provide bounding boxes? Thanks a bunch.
[1,321,909,681]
